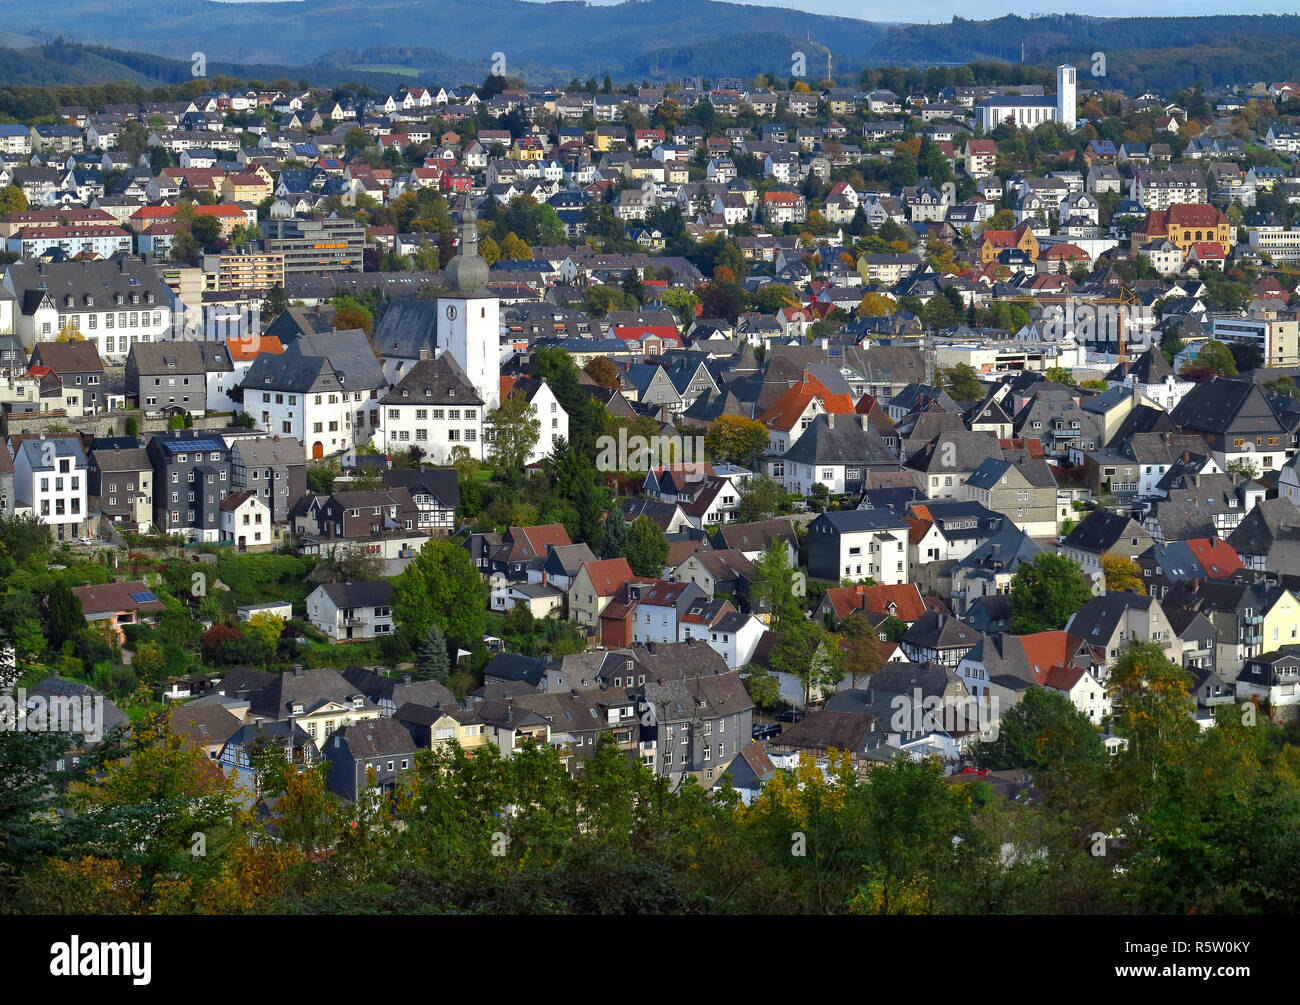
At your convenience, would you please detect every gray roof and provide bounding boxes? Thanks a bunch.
[294,329,386,390]
[379,354,481,406]
[783,413,896,466]
[129,340,231,375]
[318,580,394,608]
[374,297,440,360]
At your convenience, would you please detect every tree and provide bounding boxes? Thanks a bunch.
[1225,457,1261,481]
[856,292,895,317]
[1009,552,1093,634]
[499,231,532,260]
[771,618,842,705]
[305,466,335,495]
[705,416,770,465]
[840,612,883,686]
[478,235,501,265]
[487,390,541,473]
[415,624,451,682]
[621,268,645,305]
[941,362,982,401]
[972,686,1106,773]
[1189,340,1238,377]
[600,509,628,560]
[392,539,488,651]
[752,540,799,624]
[0,185,26,215]
[623,515,668,577]
[735,474,786,523]
[583,356,620,388]
[1101,555,1146,595]
[46,582,84,649]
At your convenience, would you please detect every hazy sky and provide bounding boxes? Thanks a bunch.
[566,0,1290,19]
[216,0,1293,13]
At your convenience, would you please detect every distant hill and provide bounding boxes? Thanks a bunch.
[0,0,886,81]
[0,5,1299,90]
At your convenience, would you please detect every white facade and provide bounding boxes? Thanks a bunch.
[13,436,88,540]
[381,399,484,463]
[438,293,500,411]
[219,493,272,549]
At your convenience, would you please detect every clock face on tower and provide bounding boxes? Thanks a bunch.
[445,305,457,320]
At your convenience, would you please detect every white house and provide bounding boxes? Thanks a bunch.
[13,436,88,541]
[306,580,395,642]
[218,490,273,551]
[378,354,484,463]
[702,611,766,670]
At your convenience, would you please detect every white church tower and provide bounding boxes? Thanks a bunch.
[1057,64,1077,131]
[437,205,500,411]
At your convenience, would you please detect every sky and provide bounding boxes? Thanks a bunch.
[214,0,1297,12]
[544,0,1293,18]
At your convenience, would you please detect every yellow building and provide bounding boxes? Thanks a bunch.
[1262,589,1300,654]
[979,225,1039,263]
[220,172,272,204]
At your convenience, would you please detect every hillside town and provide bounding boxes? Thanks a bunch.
[3,60,1300,917]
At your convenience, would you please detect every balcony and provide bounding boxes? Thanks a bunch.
[342,617,365,627]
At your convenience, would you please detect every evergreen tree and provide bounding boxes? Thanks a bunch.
[416,624,451,682]
[601,509,628,560]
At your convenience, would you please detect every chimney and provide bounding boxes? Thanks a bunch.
[826,413,835,429]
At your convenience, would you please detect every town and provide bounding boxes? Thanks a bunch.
[1,56,1299,916]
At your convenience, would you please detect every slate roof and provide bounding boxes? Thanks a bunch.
[783,412,896,466]
[380,354,481,406]
[317,580,394,608]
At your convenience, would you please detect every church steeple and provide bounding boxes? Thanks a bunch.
[445,205,489,293]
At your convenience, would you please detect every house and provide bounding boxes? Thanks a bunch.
[641,664,754,786]
[306,580,396,642]
[806,509,911,585]
[88,440,153,530]
[145,431,232,541]
[167,703,243,760]
[962,455,1058,537]
[599,578,708,648]
[323,717,420,802]
[382,468,459,536]
[899,612,981,668]
[1064,592,1180,680]
[27,342,106,412]
[1169,377,1288,473]
[1059,509,1154,587]
[228,434,307,524]
[218,490,274,552]
[1236,646,1300,708]
[69,580,165,644]
[126,341,231,416]
[378,354,484,463]
[13,436,88,540]
[4,257,175,363]
[568,557,636,634]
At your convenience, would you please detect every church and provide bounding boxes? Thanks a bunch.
[375,206,501,462]
[974,65,1077,133]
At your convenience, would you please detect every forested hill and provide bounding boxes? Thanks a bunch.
[0,5,1299,89]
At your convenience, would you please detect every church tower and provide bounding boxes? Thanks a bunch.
[437,205,500,410]
[1057,64,1077,131]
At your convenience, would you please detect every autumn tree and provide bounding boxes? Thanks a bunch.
[583,356,620,388]
[1101,555,1146,595]
[705,415,770,465]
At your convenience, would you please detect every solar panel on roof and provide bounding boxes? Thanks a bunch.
[129,591,157,604]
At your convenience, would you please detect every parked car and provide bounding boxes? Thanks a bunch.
[775,710,805,723]
[752,722,781,740]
